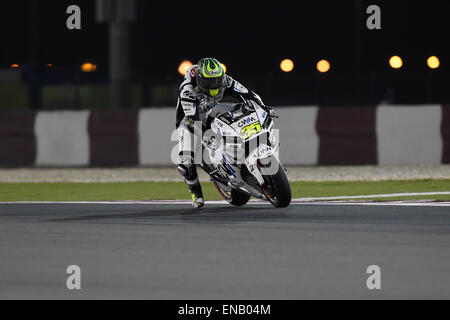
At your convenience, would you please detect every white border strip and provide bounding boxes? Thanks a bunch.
[293,191,450,201]
[301,201,450,207]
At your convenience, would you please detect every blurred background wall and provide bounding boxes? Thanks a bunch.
[1,105,450,167]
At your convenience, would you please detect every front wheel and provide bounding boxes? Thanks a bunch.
[213,182,251,206]
[259,157,292,208]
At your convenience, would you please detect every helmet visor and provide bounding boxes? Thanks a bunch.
[196,76,224,90]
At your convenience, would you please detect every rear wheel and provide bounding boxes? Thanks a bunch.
[213,182,251,206]
[259,156,291,208]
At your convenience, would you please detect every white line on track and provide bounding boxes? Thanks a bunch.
[297,201,450,207]
[293,191,450,201]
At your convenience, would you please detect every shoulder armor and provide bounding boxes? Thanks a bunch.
[232,80,249,94]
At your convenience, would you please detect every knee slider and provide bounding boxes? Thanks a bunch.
[177,164,189,177]
[177,163,196,180]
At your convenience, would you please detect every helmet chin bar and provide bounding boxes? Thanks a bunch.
[209,89,219,96]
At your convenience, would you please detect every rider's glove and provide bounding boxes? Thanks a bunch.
[260,104,277,118]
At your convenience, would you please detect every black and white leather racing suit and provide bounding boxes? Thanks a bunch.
[175,64,268,189]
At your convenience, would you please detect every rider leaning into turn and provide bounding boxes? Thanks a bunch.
[176,57,273,208]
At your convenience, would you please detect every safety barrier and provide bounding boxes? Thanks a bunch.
[1,105,450,166]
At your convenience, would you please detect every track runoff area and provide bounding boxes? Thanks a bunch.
[1,172,450,299]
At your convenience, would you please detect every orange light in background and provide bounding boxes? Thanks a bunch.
[280,59,294,72]
[81,62,97,72]
[316,59,330,73]
[221,63,227,73]
[389,55,403,69]
[178,60,193,76]
[10,64,20,68]
[46,63,53,67]
[427,56,440,69]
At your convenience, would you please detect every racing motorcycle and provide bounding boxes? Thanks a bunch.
[200,101,291,208]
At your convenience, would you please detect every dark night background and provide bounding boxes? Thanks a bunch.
[1,0,449,107]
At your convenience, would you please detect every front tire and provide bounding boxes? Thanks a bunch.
[260,157,292,208]
[213,182,251,206]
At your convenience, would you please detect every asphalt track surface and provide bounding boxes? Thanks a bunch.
[0,201,449,299]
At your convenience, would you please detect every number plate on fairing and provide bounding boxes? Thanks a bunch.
[240,122,261,140]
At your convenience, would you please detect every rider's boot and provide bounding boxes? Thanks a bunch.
[189,182,204,208]
[177,162,204,208]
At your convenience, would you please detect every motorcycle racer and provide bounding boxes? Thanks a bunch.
[175,57,272,208]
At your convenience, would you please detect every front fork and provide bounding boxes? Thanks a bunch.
[244,145,279,186]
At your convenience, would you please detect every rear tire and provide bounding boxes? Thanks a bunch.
[213,182,251,206]
[260,157,292,208]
